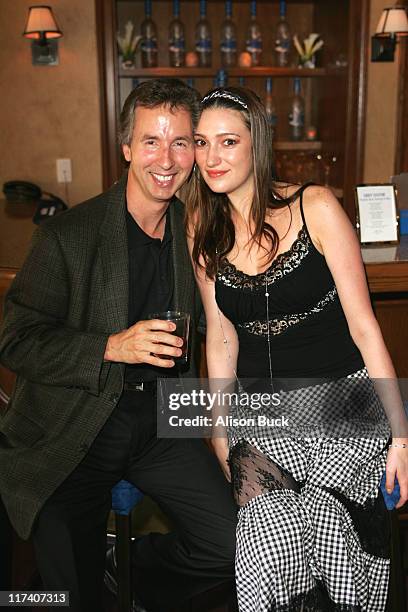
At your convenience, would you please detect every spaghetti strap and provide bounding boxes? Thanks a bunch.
[298,182,314,243]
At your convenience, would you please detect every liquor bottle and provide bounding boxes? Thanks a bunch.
[275,0,291,67]
[195,0,212,68]
[140,0,158,68]
[238,76,246,87]
[220,0,237,68]
[186,77,195,88]
[288,78,304,141]
[245,0,262,67]
[265,78,278,137]
[169,0,185,67]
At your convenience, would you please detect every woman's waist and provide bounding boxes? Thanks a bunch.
[236,335,364,379]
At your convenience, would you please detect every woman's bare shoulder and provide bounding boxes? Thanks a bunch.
[302,185,344,221]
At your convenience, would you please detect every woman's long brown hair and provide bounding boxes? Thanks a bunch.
[185,86,303,279]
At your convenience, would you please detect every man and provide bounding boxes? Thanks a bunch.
[0,79,236,611]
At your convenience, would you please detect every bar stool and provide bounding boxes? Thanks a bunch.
[111,480,144,612]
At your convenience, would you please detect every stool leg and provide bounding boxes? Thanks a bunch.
[115,513,132,612]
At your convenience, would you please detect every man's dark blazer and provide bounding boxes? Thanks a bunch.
[0,174,202,540]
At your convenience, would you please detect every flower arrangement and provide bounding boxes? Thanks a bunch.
[117,21,142,68]
[293,33,324,68]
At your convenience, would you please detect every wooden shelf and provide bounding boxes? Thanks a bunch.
[118,66,346,79]
[273,141,323,151]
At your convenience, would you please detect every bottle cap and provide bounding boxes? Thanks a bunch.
[145,0,152,17]
[225,0,233,18]
[279,0,286,18]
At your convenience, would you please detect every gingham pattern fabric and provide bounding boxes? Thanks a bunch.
[228,370,390,443]
[231,371,390,612]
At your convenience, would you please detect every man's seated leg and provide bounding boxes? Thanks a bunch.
[30,400,139,612]
[126,435,237,611]
[32,479,112,612]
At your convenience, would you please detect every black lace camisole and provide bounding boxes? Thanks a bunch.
[215,186,364,379]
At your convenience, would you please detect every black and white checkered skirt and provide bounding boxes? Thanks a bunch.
[228,369,391,611]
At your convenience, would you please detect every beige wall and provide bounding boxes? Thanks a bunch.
[363,0,402,183]
[0,0,103,206]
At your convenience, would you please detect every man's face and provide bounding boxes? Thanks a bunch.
[122,104,194,207]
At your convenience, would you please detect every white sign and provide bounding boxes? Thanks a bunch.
[355,184,398,244]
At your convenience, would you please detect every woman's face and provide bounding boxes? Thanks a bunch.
[194,107,254,203]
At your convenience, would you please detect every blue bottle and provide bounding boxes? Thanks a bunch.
[265,78,278,136]
[195,0,212,68]
[275,0,291,67]
[214,69,228,87]
[141,0,158,68]
[220,0,237,68]
[246,0,263,67]
[169,0,185,67]
[289,78,304,141]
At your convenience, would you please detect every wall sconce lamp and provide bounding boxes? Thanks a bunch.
[23,5,63,66]
[372,5,408,62]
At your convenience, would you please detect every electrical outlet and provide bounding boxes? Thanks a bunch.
[56,158,72,183]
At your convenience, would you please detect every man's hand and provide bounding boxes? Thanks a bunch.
[104,319,183,367]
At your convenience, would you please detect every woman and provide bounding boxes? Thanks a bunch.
[185,86,408,611]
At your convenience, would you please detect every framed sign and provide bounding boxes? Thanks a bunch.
[355,184,399,244]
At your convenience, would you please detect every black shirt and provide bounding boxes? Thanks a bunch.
[125,207,175,382]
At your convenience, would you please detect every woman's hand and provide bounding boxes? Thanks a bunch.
[211,437,231,482]
[385,438,408,508]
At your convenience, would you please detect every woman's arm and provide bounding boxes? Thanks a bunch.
[304,186,408,507]
[186,234,239,480]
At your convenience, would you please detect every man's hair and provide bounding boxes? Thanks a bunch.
[118,78,201,147]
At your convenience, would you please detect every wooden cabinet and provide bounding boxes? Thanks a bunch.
[96,0,369,220]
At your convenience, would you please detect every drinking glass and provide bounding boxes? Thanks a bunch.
[148,310,190,364]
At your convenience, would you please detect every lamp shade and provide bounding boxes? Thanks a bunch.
[23,6,62,40]
[375,6,408,37]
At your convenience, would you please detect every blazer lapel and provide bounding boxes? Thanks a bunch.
[98,174,129,332]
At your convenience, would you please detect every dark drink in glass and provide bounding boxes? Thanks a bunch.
[148,311,190,364]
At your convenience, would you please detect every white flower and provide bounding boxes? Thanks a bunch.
[117,21,142,60]
[293,33,324,62]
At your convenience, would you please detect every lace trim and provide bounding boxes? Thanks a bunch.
[229,440,300,507]
[238,287,338,336]
[217,227,310,291]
